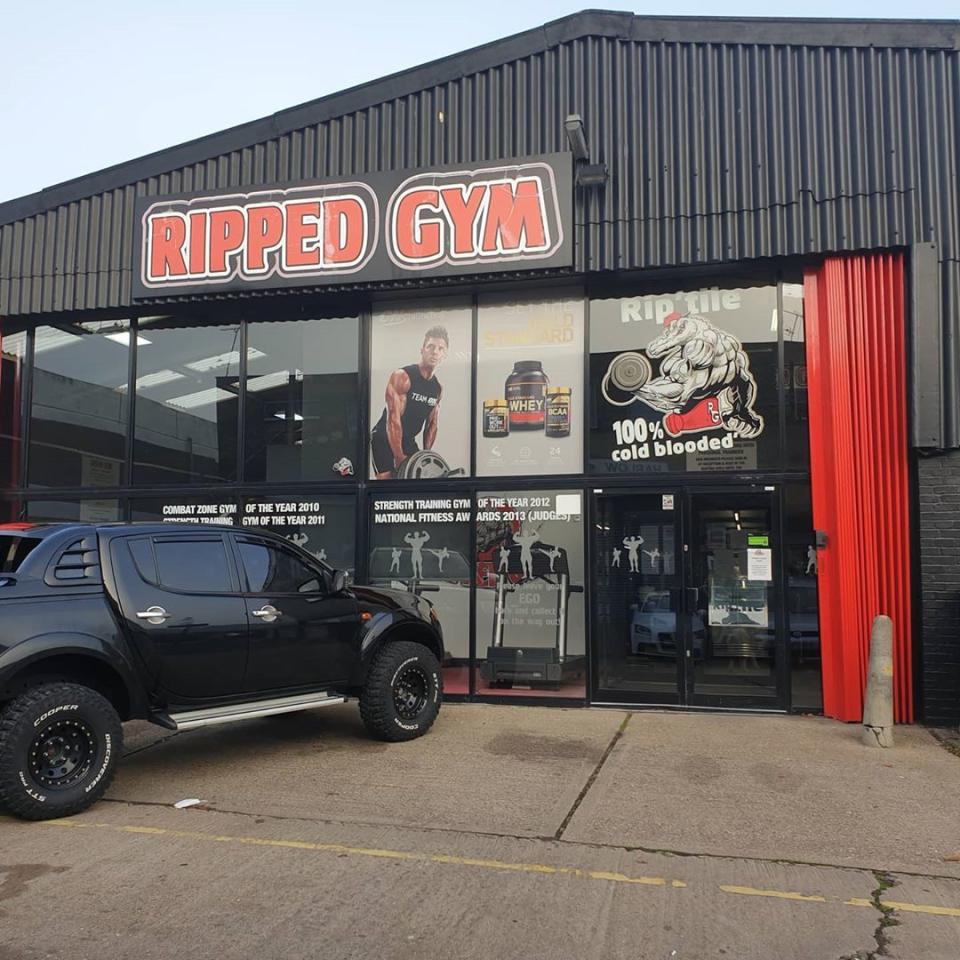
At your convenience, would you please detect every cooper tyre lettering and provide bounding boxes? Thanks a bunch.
[359,640,442,742]
[0,683,123,821]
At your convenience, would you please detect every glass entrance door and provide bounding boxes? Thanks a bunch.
[593,490,684,705]
[686,490,783,707]
[592,488,786,709]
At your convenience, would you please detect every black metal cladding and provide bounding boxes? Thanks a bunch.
[1,13,959,443]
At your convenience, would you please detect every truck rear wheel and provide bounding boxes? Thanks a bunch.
[0,682,123,821]
[359,641,442,742]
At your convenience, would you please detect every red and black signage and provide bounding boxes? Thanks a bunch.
[133,154,572,297]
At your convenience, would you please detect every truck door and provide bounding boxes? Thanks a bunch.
[231,534,359,690]
[109,533,249,701]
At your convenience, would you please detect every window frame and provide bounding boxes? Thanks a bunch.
[128,532,242,596]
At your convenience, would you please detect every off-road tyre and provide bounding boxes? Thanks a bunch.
[359,641,442,742]
[0,682,123,821]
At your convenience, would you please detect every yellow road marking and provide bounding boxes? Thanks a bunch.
[41,819,686,889]
[719,885,827,903]
[882,900,960,918]
[39,819,960,917]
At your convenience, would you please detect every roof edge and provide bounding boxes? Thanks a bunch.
[1,9,958,227]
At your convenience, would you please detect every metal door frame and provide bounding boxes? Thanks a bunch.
[589,483,789,711]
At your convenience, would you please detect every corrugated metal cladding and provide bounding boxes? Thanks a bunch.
[1,14,959,442]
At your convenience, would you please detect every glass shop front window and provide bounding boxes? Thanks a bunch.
[241,495,356,578]
[133,319,241,485]
[475,490,586,698]
[28,320,131,489]
[589,284,780,475]
[368,496,471,693]
[27,499,121,523]
[0,327,26,489]
[245,316,360,483]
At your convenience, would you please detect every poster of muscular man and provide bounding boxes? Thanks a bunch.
[588,284,780,474]
[369,301,471,479]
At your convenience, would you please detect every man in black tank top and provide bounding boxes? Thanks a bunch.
[371,326,448,478]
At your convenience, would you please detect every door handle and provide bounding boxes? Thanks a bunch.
[685,587,700,608]
[136,605,169,624]
[252,605,280,622]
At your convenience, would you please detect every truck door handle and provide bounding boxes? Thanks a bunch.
[136,605,169,624]
[252,605,280,622]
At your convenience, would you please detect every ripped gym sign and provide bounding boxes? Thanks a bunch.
[133,154,572,297]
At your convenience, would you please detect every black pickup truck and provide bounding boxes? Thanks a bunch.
[0,522,444,821]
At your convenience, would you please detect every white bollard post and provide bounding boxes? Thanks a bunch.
[862,614,894,748]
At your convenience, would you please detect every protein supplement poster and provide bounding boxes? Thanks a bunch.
[588,285,778,474]
[475,298,584,476]
[369,301,472,480]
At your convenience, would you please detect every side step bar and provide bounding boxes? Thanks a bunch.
[168,692,346,731]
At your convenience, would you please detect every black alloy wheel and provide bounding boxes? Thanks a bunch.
[392,664,429,721]
[29,717,98,788]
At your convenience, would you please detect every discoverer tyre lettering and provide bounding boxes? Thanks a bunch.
[0,683,123,821]
[359,641,442,742]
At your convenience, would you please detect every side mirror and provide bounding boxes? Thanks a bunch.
[332,569,349,594]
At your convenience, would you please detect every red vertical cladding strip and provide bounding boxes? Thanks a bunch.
[804,253,912,722]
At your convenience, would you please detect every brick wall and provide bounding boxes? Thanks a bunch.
[917,451,960,725]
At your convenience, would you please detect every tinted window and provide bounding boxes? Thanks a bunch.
[127,538,157,582]
[0,329,26,490]
[133,320,240,485]
[238,541,322,594]
[245,317,360,483]
[28,321,130,489]
[154,539,232,592]
[0,535,39,573]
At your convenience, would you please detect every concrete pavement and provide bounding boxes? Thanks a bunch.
[1,703,959,960]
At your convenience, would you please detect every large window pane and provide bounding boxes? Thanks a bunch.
[475,490,586,697]
[28,321,130,488]
[476,297,584,477]
[245,317,360,482]
[0,328,26,489]
[369,496,471,693]
[782,282,810,471]
[133,320,240,485]
[27,499,121,523]
[369,302,471,480]
[130,494,238,526]
[589,284,780,473]
[240,495,356,576]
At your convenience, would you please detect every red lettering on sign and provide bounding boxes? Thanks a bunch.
[394,189,442,262]
[481,179,547,253]
[187,212,207,275]
[208,209,246,274]
[284,201,321,268]
[439,184,486,256]
[149,215,187,279]
[322,197,365,265]
[245,205,284,273]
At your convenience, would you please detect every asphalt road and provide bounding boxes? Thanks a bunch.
[2,704,959,960]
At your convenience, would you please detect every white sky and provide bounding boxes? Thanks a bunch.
[1,0,957,204]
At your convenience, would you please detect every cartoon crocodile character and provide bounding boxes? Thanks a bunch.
[634,313,764,439]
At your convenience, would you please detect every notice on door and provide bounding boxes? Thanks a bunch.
[747,548,772,582]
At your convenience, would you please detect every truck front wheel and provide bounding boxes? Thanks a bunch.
[359,641,442,742]
[0,682,123,821]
